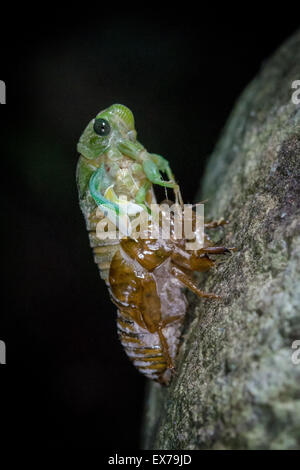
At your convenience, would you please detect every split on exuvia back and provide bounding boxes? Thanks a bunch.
[76,104,233,385]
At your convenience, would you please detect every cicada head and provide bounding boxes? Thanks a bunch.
[77,104,137,160]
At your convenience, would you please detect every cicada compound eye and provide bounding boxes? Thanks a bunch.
[93,118,111,136]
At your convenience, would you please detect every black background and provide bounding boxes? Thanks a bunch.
[1,8,299,449]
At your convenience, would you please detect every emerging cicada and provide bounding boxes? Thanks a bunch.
[77,104,181,283]
[77,104,232,384]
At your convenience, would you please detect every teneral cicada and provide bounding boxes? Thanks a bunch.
[77,104,181,284]
[77,104,232,384]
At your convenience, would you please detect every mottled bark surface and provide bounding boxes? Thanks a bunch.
[142,31,300,450]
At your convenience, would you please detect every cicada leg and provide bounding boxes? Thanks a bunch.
[135,180,151,204]
[134,180,152,214]
[170,264,221,299]
[142,158,179,190]
[201,246,231,255]
[157,329,174,370]
[117,139,183,204]
[144,157,184,206]
[204,218,228,229]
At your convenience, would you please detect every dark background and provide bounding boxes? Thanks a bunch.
[1,10,299,449]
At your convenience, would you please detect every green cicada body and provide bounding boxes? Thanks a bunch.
[76,103,180,282]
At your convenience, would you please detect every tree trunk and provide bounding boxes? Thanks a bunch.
[142,30,300,450]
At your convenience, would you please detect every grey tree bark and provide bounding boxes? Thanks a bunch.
[142,30,300,450]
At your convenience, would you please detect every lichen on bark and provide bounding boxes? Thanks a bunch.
[142,30,300,450]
